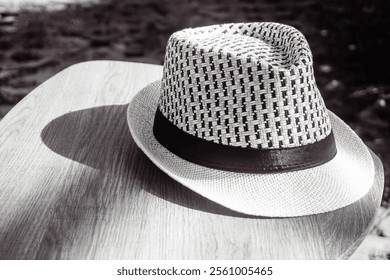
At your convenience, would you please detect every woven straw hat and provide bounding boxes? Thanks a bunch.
[127,22,375,217]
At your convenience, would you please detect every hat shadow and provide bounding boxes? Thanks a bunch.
[40,104,259,219]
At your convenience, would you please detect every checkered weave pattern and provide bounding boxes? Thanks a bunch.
[158,22,332,149]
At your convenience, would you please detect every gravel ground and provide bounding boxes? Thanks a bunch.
[0,0,389,259]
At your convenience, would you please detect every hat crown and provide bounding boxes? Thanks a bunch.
[159,22,331,149]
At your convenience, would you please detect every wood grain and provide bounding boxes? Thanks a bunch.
[0,61,384,259]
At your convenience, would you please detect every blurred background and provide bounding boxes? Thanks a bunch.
[0,0,389,258]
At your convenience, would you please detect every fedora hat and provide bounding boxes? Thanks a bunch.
[127,22,375,217]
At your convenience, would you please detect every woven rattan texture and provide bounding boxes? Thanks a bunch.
[159,22,332,149]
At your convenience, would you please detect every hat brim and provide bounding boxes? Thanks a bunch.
[127,80,375,217]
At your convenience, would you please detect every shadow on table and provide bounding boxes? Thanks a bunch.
[40,104,258,219]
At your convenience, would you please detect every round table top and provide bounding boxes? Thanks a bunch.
[0,61,384,259]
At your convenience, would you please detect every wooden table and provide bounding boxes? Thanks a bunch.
[0,61,384,260]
